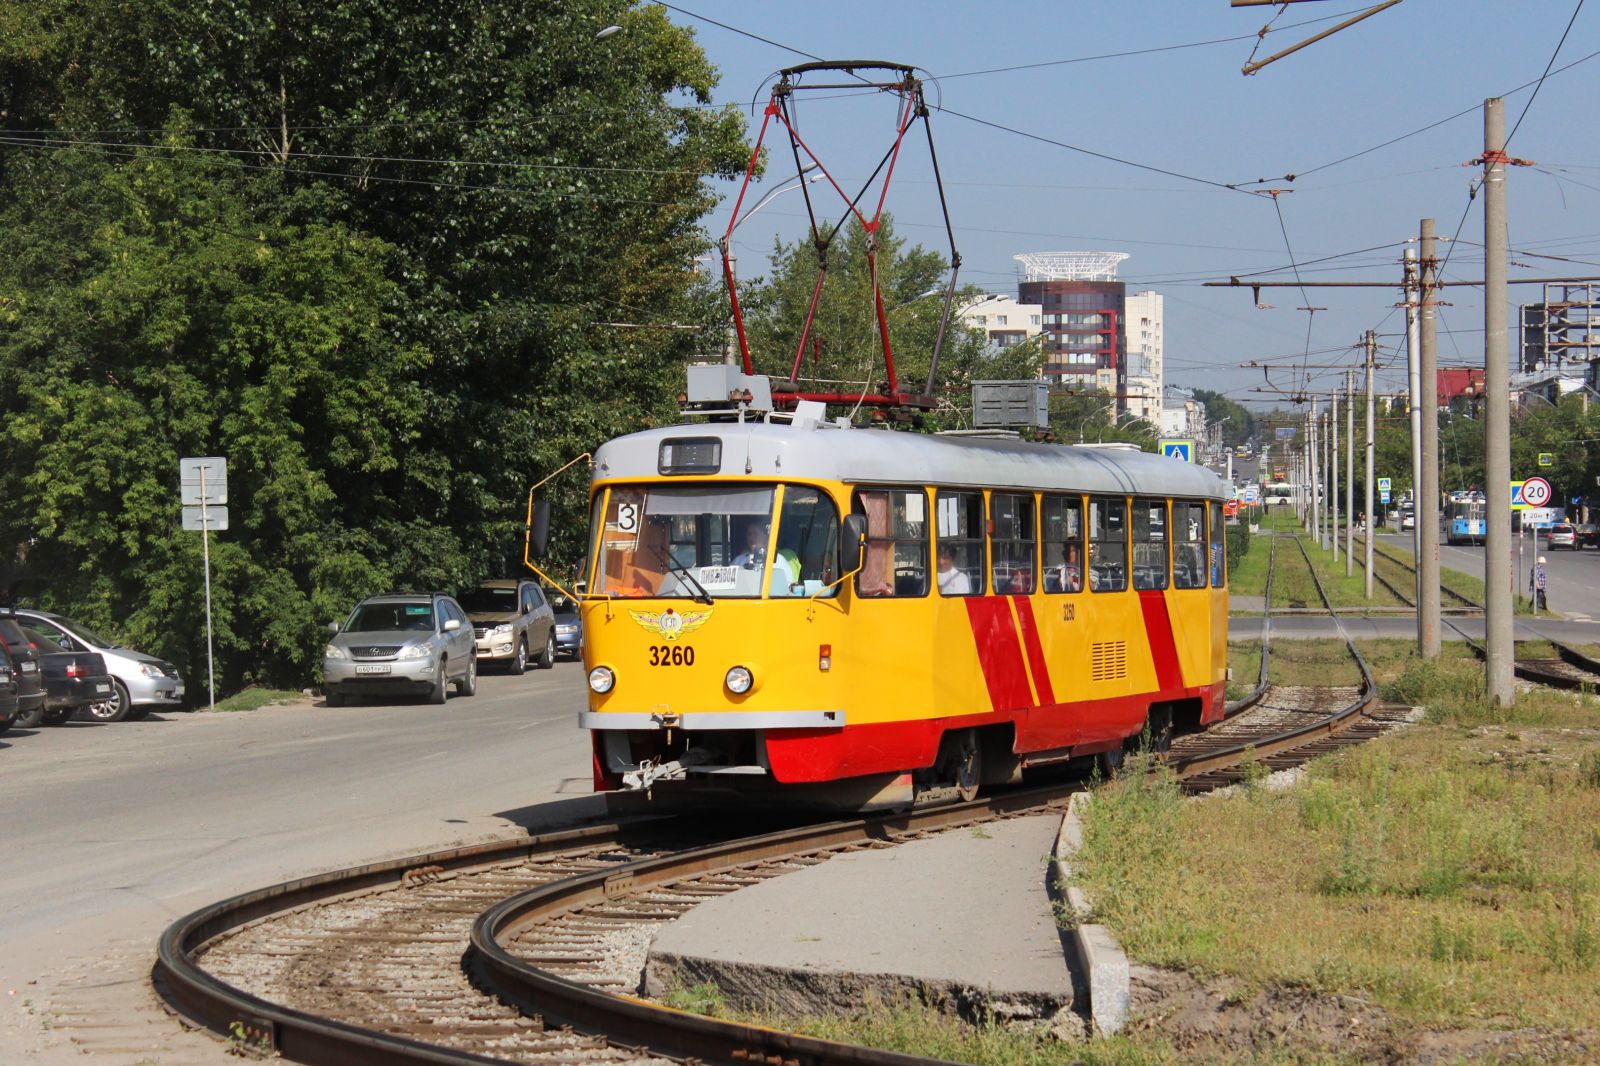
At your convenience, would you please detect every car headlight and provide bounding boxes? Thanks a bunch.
[399,641,434,660]
[324,644,346,660]
[588,666,615,693]
[492,623,513,635]
[138,663,164,678]
[556,625,577,635]
[725,666,754,695]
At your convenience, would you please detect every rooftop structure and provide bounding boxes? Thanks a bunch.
[1013,251,1129,282]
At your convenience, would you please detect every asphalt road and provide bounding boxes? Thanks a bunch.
[1376,530,1600,621]
[0,662,599,1063]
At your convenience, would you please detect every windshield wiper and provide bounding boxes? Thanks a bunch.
[652,547,714,605]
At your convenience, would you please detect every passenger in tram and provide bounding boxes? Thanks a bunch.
[1060,540,1083,592]
[936,544,972,595]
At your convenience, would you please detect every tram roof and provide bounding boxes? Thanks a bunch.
[593,422,1227,500]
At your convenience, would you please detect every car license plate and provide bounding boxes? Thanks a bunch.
[355,664,391,676]
[94,683,110,694]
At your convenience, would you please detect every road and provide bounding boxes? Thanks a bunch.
[1376,530,1600,622]
[0,663,597,1064]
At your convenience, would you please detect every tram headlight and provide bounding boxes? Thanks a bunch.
[724,665,754,695]
[588,666,615,694]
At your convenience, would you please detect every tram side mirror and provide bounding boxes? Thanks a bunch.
[529,499,552,558]
[842,514,867,573]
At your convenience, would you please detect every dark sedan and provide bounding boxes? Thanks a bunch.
[0,616,46,729]
[548,589,582,660]
[1577,523,1599,550]
[22,625,114,724]
[0,641,19,734]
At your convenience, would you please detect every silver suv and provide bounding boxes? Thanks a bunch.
[459,579,556,673]
[323,593,477,706]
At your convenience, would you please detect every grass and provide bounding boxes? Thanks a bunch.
[210,686,306,713]
[1071,645,1600,1031]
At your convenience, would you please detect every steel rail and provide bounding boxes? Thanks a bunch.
[469,786,1076,1066]
[1176,535,1375,778]
[154,820,676,1066]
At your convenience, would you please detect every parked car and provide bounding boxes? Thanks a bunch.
[548,588,582,660]
[11,610,184,722]
[22,625,114,724]
[0,616,47,728]
[0,640,19,735]
[1576,523,1599,549]
[1544,522,1578,550]
[458,579,556,673]
[324,592,477,705]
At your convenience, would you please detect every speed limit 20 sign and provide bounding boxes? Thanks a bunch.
[1521,476,1553,508]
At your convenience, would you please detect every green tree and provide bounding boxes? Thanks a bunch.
[1047,391,1157,450]
[0,1,749,693]
[1190,389,1255,447]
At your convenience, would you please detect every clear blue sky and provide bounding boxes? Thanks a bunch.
[657,1,1599,409]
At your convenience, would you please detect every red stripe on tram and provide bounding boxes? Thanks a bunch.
[1137,589,1183,693]
[964,598,1034,711]
[1010,595,1055,705]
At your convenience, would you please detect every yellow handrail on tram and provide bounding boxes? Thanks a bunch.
[522,453,596,607]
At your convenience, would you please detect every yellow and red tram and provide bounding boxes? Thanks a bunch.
[576,419,1229,808]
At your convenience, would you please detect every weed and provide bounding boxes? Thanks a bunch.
[1581,751,1600,791]
[226,1019,275,1059]
[1427,917,1480,963]
[661,981,728,1017]
[969,825,992,840]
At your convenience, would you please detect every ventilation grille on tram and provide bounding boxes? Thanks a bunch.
[1090,641,1127,682]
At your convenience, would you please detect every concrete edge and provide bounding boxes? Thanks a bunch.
[1049,792,1130,1036]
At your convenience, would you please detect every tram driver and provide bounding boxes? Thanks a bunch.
[734,520,796,595]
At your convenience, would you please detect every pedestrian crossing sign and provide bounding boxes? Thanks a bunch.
[1159,439,1194,462]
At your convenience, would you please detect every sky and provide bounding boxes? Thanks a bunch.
[655,0,1600,410]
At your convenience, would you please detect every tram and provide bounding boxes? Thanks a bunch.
[566,413,1232,809]
[1446,492,1486,545]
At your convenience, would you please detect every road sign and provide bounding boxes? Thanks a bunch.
[1537,452,1553,467]
[1377,477,1391,505]
[182,505,229,531]
[1159,439,1194,462]
[1521,476,1553,508]
[1274,426,1297,440]
[1242,486,1259,505]
[1223,500,1240,518]
[179,456,228,505]
[1511,480,1527,509]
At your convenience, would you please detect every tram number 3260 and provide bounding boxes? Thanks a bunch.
[649,645,696,667]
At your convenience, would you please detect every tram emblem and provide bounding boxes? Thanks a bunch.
[629,607,711,641]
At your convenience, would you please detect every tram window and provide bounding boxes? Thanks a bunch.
[1041,496,1084,594]
[1089,497,1127,592]
[853,489,928,597]
[1210,502,1227,587]
[1132,498,1169,590]
[773,486,840,597]
[1173,501,1208,589]
[935,491,985,597]
[590,485,776,598]
[990,493,1036,594]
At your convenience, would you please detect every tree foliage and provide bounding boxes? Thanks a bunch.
[0,1,748,693]
[1190,389,1256,447]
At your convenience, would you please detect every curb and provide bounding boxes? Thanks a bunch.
[1049,793,1130,1035]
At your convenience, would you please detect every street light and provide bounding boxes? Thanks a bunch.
[734,164,822,231]
[594,24,622,40]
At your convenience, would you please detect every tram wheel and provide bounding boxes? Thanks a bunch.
[952,730,981,802]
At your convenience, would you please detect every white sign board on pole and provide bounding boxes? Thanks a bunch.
[181,505,229,531]
[179,456,228,505]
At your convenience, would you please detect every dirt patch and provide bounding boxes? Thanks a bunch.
[1126,964,1595,1063]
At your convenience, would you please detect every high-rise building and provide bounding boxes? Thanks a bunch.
[1014,251,1130,406]
[956,294,1043,350]
[1122,290,1164,425]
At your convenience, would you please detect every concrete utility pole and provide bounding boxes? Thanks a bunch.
[1405,248,1424,625]
[1345,367,1355,577]
[1309,400,1319,537]
[1365,334,1376,600]
[1330,393,1339,560]
[1418,218,1442,658]
[1482,97,1514,705]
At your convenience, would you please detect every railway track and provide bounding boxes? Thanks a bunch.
[156,545,1412,1066]
[1361,536,1600,691]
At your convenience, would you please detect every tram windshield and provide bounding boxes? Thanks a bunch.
[590,484,839,599]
